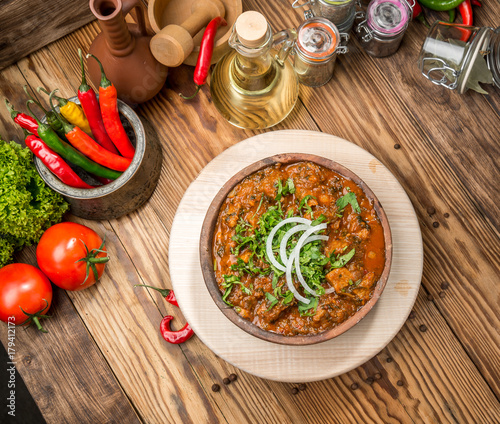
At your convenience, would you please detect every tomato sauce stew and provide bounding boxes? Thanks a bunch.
[212,161,386,336]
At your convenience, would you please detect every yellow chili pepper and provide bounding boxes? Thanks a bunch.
[38,87,92,136]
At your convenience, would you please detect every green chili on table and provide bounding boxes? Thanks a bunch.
[418,0,465,11]
[26,100,122,180]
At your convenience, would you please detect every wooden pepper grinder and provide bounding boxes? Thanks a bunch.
[88,0,168,104]
[150,0,225,67]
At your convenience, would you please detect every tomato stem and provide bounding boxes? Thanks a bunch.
[18,300,50,333]
[88,257,110,264]
[76,236,108,284]
[32,317,48,333]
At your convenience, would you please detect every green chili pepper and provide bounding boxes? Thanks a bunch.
[23,85,67,140]
[418,0,464,11]
[448,8,456,22]
[26,101,122,180]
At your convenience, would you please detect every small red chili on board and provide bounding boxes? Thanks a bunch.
[86,53,136,159]
[160,316,194,344]
[135,285,194,344]
[180,17,227,100]
[134,285,179,307]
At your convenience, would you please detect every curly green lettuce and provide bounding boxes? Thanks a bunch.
[0,138,68,267]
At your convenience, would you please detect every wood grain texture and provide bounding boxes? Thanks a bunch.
[0,0,94,70]
[0,0,499,422]
[0,249,141,424]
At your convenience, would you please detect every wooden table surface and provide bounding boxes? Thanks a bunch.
[1,1,499,423]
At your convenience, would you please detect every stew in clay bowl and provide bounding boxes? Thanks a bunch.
[200,153,392,345]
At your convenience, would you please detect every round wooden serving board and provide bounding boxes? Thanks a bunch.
[169,130,423,383]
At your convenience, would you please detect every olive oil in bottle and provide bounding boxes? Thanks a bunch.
[210,11,299,130]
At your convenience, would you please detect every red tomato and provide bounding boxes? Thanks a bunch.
[0,263,53,332]
[36,222,108,291]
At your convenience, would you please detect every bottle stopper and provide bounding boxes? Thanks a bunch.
[235,11,268,47]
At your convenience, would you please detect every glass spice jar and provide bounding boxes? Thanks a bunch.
[418,21,500,94]
[356,0,412,58]
[293,18,349,87]
[292,0,357,34]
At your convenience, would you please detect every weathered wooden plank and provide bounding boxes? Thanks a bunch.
[264,288,500,424]
[0,0,95,70]
[0,245,141,424]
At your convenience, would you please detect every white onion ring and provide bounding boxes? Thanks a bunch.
[265,217,311,271]
[285,247,310,304]
[279,224,311,266]
[292,227,328,296]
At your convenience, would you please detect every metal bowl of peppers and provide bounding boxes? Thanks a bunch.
[35,97,162,220]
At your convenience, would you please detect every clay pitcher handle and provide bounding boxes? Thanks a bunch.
[121,0,148,36]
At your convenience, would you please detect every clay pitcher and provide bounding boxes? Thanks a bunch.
[88,0,168,104]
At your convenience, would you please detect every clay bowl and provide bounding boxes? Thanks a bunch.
[35,97,162,220]
[148,0,242,66]
[200,153,393,346]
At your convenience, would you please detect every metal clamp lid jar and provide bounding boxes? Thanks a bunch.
[418,22,500,94]
[356,0,413,58]
[293,0,357,34]
[294,17,349,87]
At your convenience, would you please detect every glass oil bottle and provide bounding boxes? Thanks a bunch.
[210,11,300,130]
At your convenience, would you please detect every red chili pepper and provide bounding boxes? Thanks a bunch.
[180,17,227,100]
[87,54,135,159]
[24,131,93,189]
[77,49,119,155]
[50,90,131,172]
[60,123,131,171]
[471,0,481,7]
[134,285,179,307]
[160,316,194,344]
[5,99,39,135]
[412,2,423,19]
[457,0,473,26]
[135,285,193,343]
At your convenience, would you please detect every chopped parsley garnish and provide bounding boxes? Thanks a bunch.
[265,292,278,310]
[231,256,269,275]
[330,248,356,269]
[298,296,319,316]
[275,178,295,202]
[221,274,251,306]
[336,192,361,214]
[311,214,326,226]
[253,196,265,217]
[299,195,316,217]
